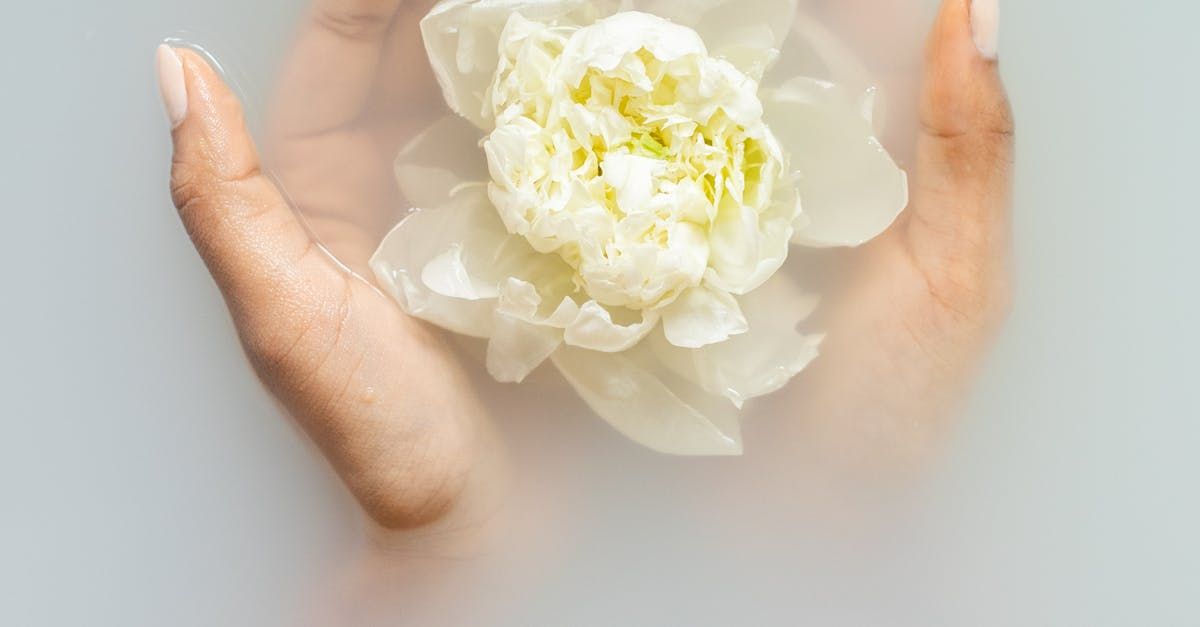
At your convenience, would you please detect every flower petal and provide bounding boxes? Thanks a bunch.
[370,205,495,338]
[704,128,798,296]
[650,273,822,407]
[422,0,619,129]
[554,11,709,88]
[563,301,660,353]
[660,284,749,349]
[394,114,487,210]
[635,0,798,79]
[487,314,563,383]
[763,11,876,99]
[705,188,797,295]
[421,243,499,300]
[486,278,578,383]
[413,186,528,299]
[764,77,908,248]
[371,183,566,337]
[551,345,743,456]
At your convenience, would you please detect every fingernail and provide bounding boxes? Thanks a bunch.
[156,44,187,129]
[970,0,999,60]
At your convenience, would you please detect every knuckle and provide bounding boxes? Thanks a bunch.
[920,89,1015,165]
[169,159,208,212]
[988,92,1016,138]
[171,159,269,235]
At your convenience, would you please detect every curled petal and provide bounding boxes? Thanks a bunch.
[660,284,749,349]
[422,0,620,129]
[421,244,499,300]
[487,315,563,383]
[370,204,495,338]
[551,345,743,456]
[764,77,908,248]
[555,10,708,87]
[413,186,538,300]
[705,192,797,295]
[563,302,660,353]
[371,184,564,337]
[487,278,579,383]
[490,276,661,356]
[395,115,487,210]
[494,276,578,324]
[651,273,822,407]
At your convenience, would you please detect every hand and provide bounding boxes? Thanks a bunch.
[157,0,498,535]
[157,0,1011,539]
[768,0,1014,471]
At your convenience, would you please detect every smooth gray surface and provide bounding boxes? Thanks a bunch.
[2,1,1198,625]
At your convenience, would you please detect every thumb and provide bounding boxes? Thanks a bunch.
[907,0,1015,300]
[156,45,329,334]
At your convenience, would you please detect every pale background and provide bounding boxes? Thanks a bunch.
[2,1,1197,625]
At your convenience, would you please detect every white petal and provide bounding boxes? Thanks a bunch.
[486,277,578,382]
[371,183,566,337]
[495,277,581,325]
[394,115,486,210]
[411,186,521,299]
[370,205,495,338]
[563,301,659,353]
[764,77,908,248]
[418,185,574,300]
[555,11,708,88]
[705,195,796,295]
[651,273,822,407]
[422,0,619,129]
[487,314,562,383]
[763,11,876,99]
[601,153,664,216]
[422,244,499,300]
[635,0,798,79]
[493,276,549,320]
[551,345,743,456]
[705,140,799,296]
[660,284,749,349]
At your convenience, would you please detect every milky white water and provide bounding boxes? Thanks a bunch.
[2,1,1198,625]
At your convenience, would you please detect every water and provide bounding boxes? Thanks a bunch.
[1,1,1198,625]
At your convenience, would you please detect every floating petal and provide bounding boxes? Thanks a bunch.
[660,284,749,349]
[551,345,743,455]
[370,204,495,337]
[371,185,566,336]
[486,278,578,382]
[764,77,908,247]
[563,302,660,353]
[651,273,822,407]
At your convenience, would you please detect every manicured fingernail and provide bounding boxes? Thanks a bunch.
[156,44,187,129]
[970,0,999,59]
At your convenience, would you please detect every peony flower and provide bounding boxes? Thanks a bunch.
[371,0,908,455]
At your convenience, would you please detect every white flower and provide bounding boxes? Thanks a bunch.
[371,0,908,455]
